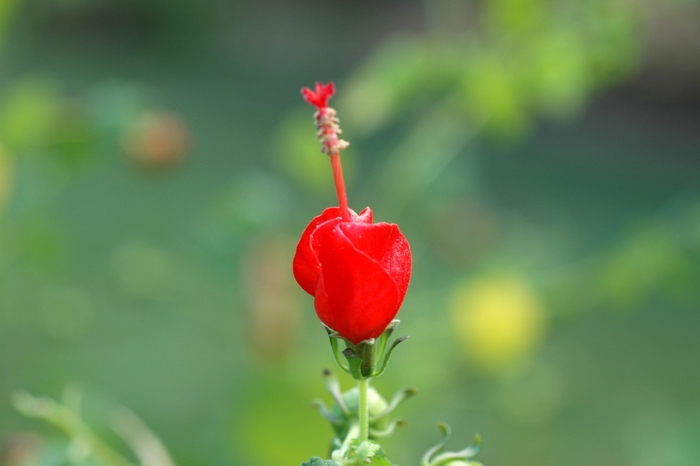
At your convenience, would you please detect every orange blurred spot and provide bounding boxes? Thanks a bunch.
[123,112,191,170]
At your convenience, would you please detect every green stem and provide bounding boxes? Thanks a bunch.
[358,378,369,442]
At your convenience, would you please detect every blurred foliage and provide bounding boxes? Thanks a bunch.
[0,1,699,466]
[337,0,642,139]
[10,387,175,466]
[0,0,18,42]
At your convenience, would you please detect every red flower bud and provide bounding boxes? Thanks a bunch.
[295,81,412,344]
[293,206,411,344]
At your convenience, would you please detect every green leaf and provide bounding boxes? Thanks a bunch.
[301,456,341,466]
[345,441,395,465]
[367,447,395,466]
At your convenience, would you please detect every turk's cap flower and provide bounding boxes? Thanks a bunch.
[293,206,411,345]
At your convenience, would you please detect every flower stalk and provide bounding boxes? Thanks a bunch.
[303,82,350,221]
[358,378,369,443]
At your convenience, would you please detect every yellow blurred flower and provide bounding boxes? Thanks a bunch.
[449,274,546,371]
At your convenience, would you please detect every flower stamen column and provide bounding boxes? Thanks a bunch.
[303,82,351,222]
[330,152,350,222]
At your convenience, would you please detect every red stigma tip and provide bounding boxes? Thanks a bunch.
[301,81,335,109]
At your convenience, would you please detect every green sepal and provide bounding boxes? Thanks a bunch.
[422,423,452,466]
[326,328,351,374]
[422,423,483,466]
[374,320,400,360]
[430,435,482,466]
[311,399,343,424]
[341,347,363,381]
[371,387,417,420]
[301,456,341,466]
[322,369,350,414]
[369,418,405,438]
[372,336,408,377]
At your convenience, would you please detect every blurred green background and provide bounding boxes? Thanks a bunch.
[0,1,699,465]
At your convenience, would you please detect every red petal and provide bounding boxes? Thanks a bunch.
[293,207,342,295]
[338,221,411,306]
[313,224,401,344]
[356,206,373,223]
[292,206,370,295]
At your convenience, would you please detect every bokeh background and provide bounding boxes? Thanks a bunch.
[1,1,699,465]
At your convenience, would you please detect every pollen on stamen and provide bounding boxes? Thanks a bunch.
[313,107,349,155]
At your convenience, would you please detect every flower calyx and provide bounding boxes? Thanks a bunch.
[326,320,408,380]
[421,423,483,466]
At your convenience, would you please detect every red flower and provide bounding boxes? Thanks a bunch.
[293,206,411,344]
[294,81,412,344]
